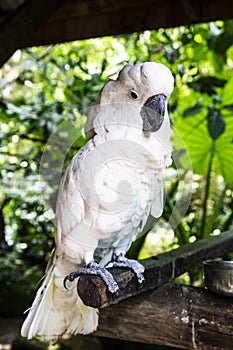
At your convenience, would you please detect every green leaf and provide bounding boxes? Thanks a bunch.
[207,21,233,72]
[101,58,108,75]
[207,108,225,140]
[220,76,233,105]
[223,104,233,112]
[188,76,227,95]
[174,111,233,183]
[183,99,203,117]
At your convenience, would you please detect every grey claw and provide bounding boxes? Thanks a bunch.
[63,271,78,289]
[63,260,120,294]
[106,253,145,288]
[63,276,69,290]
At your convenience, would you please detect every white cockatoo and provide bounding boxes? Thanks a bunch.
[21,61,174,343]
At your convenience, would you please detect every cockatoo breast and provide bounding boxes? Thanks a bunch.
[61,128,170,258]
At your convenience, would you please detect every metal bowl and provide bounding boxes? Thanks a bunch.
[204,260,233,297]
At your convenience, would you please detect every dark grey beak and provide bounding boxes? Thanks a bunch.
[140,94,166,132]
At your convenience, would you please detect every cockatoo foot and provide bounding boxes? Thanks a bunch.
[106,253,145,288]
[63,260,120,294]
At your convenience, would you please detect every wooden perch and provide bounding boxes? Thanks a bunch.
[77,230,233,308]
[95,282,233,350]
[1,282,233,349]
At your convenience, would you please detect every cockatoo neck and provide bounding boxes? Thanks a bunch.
[92,102,143,137]
[92,122,172,162]
[92,102,171,145]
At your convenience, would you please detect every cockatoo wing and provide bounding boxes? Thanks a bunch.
[21,140,100,343]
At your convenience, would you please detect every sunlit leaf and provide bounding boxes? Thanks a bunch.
[175,111,233,183]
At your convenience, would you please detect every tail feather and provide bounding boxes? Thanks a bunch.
[67,297,99,335]
[21,262,99,343]
[21,265,62,342]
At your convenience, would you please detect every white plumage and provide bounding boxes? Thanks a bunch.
[21,62,174,343]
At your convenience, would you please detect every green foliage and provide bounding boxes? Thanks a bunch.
[0,20,233,308]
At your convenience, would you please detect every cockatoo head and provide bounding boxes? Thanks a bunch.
[85,62,174,139]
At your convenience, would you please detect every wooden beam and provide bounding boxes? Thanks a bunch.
[95,282,233,350]
[0,0,233,66]
[23,0,233,47]
[77,231,233,308]
[0,0,26,11]
[0,0,64,67]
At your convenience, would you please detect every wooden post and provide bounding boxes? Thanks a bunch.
[77,231,233,308]
[94,282,233,350]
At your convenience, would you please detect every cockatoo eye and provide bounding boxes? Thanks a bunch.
[129,88,139,100]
